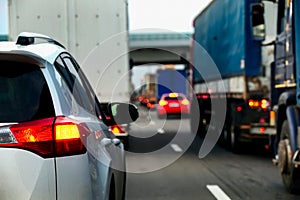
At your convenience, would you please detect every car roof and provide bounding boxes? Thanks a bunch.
[0,32,66,64]
[161,93,187,98]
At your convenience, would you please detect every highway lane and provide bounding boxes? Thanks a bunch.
[124,109,299,200]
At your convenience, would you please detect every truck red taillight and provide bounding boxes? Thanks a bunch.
[0,117,89,158]
[248,99,270,110]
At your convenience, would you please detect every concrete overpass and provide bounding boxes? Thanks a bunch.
[129,32,192,67]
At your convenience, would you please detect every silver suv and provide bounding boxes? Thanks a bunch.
[0,32,138,200]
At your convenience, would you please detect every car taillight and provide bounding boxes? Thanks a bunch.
[54,116,89,157]
[181,99,189,105]
[0,117,89,158]
[197,94,209,99]
[147,102,155,109]
[110,125,126,134]
[159,100,168,106]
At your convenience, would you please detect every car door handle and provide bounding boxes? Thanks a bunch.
[101,138,112,146]
[101,138,121,146]
[111,138,121,146]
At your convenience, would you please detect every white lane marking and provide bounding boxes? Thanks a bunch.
[170,144,183,152]
[206,185,231,200]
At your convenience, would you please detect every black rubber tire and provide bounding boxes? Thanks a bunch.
[189,99,206,137]
[220,122,231,150]
[190,113,199,134]
[278,120,300,194]
[121,172,127,200]
[230,125,241,154]
[109,177,116,200]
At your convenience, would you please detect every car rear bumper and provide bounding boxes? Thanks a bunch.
[0,149,56,200]
[157,106,190,115]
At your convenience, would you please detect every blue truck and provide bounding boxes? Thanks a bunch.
[190,0,276,153]
[156,68,187,101]
[0,35,8,41]
[256,0,300,193]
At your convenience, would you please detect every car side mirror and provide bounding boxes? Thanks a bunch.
[108,102,139,125]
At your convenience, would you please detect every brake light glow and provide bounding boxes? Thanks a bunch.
[248,99,269,110]
[159,100,168,106]
[236,106,243,112]
[147,103,155,109]
[259,118,266,123]
[198,94,209,99]
[143,98,149,104]
[169,93,178,98]
[54,116,89,157]
[248,99,259,107]
[261,99,269,110]
[110,125,125,134]
[7,118,54,157]
[260,127,266,133]
[181,99,189,105]
[55,124,80,140]
[0,117,89,158]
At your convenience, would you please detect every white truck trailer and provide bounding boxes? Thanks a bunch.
[8,0,131,104]
[7,0,132,142]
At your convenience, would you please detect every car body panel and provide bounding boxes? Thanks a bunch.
[0,149,56,200]
[157,93,190,116]
[0,34,126,200]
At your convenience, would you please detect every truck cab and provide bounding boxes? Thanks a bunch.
[252,0,300,193]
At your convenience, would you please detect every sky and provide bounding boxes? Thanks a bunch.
[0,0,212,87]
[0,0,8,34]
[128,0,212,87]
[0,0,212,34]
[128,0,212,33]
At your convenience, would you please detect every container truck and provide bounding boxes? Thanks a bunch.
[157,67,188,102]
[190,0,276,153]
[254,0,300,194]
[7,0,132,143]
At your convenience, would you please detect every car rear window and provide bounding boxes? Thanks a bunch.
[0,61,55,122]
[164,96,184,100]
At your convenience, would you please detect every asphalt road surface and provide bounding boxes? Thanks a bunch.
[124,108,299,200]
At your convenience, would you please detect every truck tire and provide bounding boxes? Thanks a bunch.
[190,100,201,134]
[220,122,230,149]
[190,113,199,134]
[230,125,241,154]
[278,120,300,194]
[190,117,205,137]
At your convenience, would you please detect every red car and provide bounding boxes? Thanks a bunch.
[157,93,190,118]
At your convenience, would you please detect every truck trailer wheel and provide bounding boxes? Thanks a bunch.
[220,122,231,150]
[230,125,241,154]
[278,120,300,194]
[190,100,201,135]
